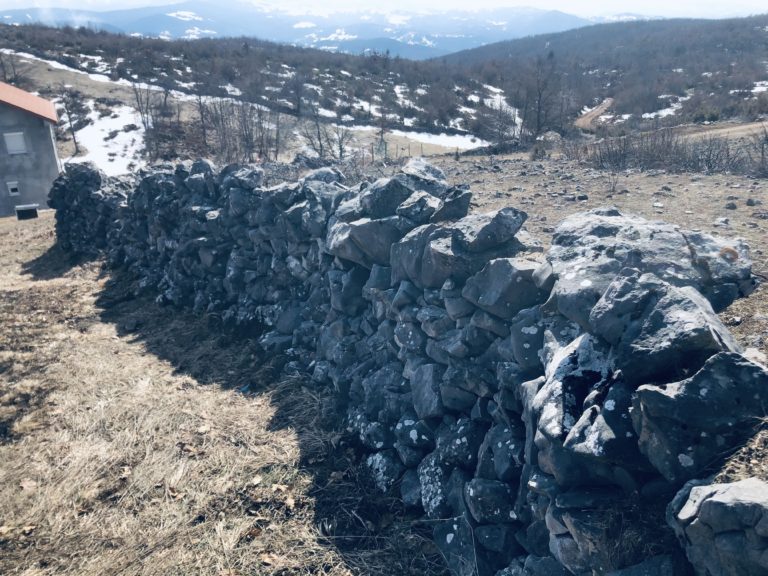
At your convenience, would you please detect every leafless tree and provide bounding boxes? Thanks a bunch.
[57,85,89,155]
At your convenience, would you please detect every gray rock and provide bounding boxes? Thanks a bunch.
[360,177,415,218]
[462,258,546,320]
[549,532,591,575]
[418,451,450,518]
[533,334,612,486]
[366,450,405,492]
[397,190,444,224]
[633,352,768,483]
[495,558,526,576]
[411,363,446,420]
[546,207,757,329]
[347,216,415,267]
[465,478,518,524]
[454,208,528,253]
[436,417,487,470]
[394,413,434,449]
[476,524,523,556]
[668,478,768,576]
[563,379,653,474]
[523,555,570,576]
[400,468,422,508]
[431,187,472,222]
[605,555,675,576]
[590,269,741,385]
[503,307,545,372]
[434,515,498,576]
[302,166,344,184]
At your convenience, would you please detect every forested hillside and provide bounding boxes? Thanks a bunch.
[0,24,510,139]
[445,15,768,128]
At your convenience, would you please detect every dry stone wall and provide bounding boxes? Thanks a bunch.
[49,160,768,576]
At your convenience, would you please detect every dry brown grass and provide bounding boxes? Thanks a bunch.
[0,212,447,576]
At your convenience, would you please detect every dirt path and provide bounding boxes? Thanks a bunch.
[574,98,614,131]
[677,120,768,141]
[0,213,441,576]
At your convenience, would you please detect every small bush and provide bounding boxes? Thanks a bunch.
[578,128,764,175]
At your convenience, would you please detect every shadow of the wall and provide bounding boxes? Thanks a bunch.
[21,242,93,281]
[89,265,448,575]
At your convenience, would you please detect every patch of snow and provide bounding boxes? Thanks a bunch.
[293,21,316,29]
[66,100,145,176]
[220,84,242,96]
[166,11,203,22]
[321,29,357,42]
[348,125,488,150]
[642,93,692,119]
[183,27,217,39]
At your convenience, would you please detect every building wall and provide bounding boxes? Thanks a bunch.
[0,102,61,217]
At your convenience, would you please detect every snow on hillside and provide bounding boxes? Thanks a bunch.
[66,101,145,176]
[348,126,487,149]
[166,11,203,22]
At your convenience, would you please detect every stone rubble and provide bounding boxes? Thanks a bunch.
[49,159,767,576]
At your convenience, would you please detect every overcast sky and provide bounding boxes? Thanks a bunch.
[1,0,766,19]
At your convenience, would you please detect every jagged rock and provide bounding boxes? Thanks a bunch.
[411,363,445,420]
[359,176,416,218]
[522,555,571,576]
[564,378,652,475]
[366,450,405,492]
[668,478,768,576]
[418,451,451,519]
[348,216,415,266]
[476,524,523,556]
[533,334,612,486]
[504,307,545,372]
[453,208,528,253]
[397,190,444,224]
[590,268,741,385]
[394,413,434,449]
[302,166,344,184]
[432,187,472,221]
[465,478,518,524]
[463,258,547,320]
[547,207,757,328]
[434,515,498,576]
[436,417,487,470]
[633,352,768,483]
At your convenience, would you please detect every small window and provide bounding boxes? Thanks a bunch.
[7,181,20,196]
[3,132,27,155]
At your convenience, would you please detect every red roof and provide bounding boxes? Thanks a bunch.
[0,81,58,123]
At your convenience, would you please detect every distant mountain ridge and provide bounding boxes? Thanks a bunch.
[0,1,598,59]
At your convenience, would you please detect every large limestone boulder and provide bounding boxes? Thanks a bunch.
[545,207,757,329]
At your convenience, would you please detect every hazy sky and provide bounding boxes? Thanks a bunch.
[1,0,766,19]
